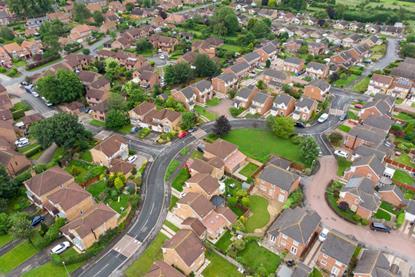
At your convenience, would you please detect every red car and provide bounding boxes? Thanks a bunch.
[354,103,363,109]
[178,131,188,139]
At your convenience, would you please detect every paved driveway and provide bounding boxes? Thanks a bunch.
[207,98,233,118]
[304,156,415,266]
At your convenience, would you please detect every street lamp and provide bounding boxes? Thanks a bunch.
[62,261,69,277]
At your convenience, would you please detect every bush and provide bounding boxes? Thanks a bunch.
[138,128,151,139]
[328,132,343,146]
[290,135,304,145]
[26,54,60,70]
[32,218,66,250]
[229,107,244,117]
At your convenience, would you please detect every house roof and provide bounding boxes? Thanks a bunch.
[352,154,385,177]
[321,232,356,265]
[362,115,393,132]
[348,126,385,145]
[229,61,249,74]
[378,185,404,202]
[186,173,219,195]
[371,73,394,85]
[60,203,118,239]
[0,149,27,165]
[267,207,321,244]
[354,145,387,161]
[268,156,291,169]
[131,101,156,116]
[181,217,206,238]
[296,97,315,109]
[236,86,256,100]
[284,57,303,65]
[192,79,212,92]
[215,206,237,224]
[362,95,394,115]
[204,139,237,160]
[354,250,393,277]
[163,229,205,267]
[109,158,134,175]
[86,88,106,100]
[178,192,214,218]
[252,91,270,104]
[342,177,380,211]
[188,159,214,174]
[145,261,185,277]
[47,183,92,212]
[406,200,415,214]
[258,164,298,191]
[93,134,127,158]
[308,79,330,91]
[25,166,73,197]
[216,73,237,82]
[273,93,294,107]
[78,71,100,83]
[241,51,260,63]
[263,69,288,81]
[307,62,327,72]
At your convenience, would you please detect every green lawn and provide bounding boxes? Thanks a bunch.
[80,150,93,162]
[239,163,259,178]
[125,233,168,277]
[338,124,352,133]
[353,77,370,93]
[393,169,414,186]
[87,180,107,198]
[179,146,190,156]
[0,240,39,273]
[336,157,352,176]
[0,234,13,248]
[219,44,246,53]
[171,168,190,192]
[89,119,105,127]
[164,160,180,181]
[380,201,399,216]
[206,97,221,107]
[245,195,270,233]
[194,105,218,121]
[374,208,392,221]
[394,112,415,124]
[164,220,179,232]
[223,129,302,164]
[395,154,415,168]
[107,194,129,214]
[117,124,133,135]
[334,73,359,88]
[370,44,386,61]
[237,239,281,275]
[203,249,243,277]
[215,230,233,253]
[310,267,323,277]
[191,150,203,159]
[169,195,179,211]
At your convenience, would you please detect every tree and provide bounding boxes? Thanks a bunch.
[181,112,197,130]
[328,132,343,146]
[30,113,91,149]
[36,69,84,104]
[0,213,10,235]
[256,80,266,90]
[135,38,153,53]
[0,27,15,41]
[9,213,33,241]
[281,0,307,11]
[300,136,319,166]
[104,58,126,83]
[114,177,125,191]
[6,0,53,18]
[92,11,104,26]
[105,109,130,130]
[0,166,20,199]
[73,3,91,23]
[247,19,270,39]
[213,116,231,137]
[267,116,295,139]
[82,48,90,55]
[193,54,219,78]
[210,6,240,36]
[265,59,271,68]
[401,43,415,58]
[108,93,128,111]
[126,2,134,12]
[164,62,193,85]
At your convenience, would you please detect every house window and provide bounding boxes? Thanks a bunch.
[290,246,297,255]
[320,258,327,266]
[331,266,340,275]
[270,235,276,242]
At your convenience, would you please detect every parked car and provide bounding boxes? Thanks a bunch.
[31,90,39,97]
[16,141,30,148]
[354,103,363,109]
[50,241,70,254]
[370,222,391,233]
[188,127,198,133]
[295,122,305,128]
[334,150,349,159]
[20,81,30,87]
[15,137,29,145]
[41,96,53,107]
[127,155,137,163]
[318,228,330,242]
[130,127,140,134]
[317,113,329,123]
[31,215,45,227]
[178,130,188,139]
[339,113,347,121]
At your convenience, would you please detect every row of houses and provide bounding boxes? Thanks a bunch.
[0,40,43,68]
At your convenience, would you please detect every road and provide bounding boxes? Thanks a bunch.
[363,38,400,76]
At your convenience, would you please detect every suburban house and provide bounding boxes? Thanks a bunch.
[255,42,278,62]
[149,34,179,53]
[405,200,415,222]
[90,100,108,121]
[46,183,96,221]
[233,86,258,109]
[223,61,250,78]
[378,184,405,208]
[203,139,246,173]
[0,121,17,144]
[284,40,302,53]
[265,207,321,258]
[69,24,97,42]
[305,62,329,79]
[261,69,290,86]
[186,158,225,180]
[0,47,12,68]
[344,154,385,183]
[338,177,380,220]
[24,166,74,208]
[270,93,296,117]
[212,73,239,94]
[90,134,128,167]
[353,249,393,277]
[145,261,185,277]
[362,115,393,133]
[86,88,109,106]
[181,218,207,240]
[255,164,301,203]
[358,94,394,120]
[191,37,223,58]
[61,203,119,251]
[174,192,214,221]
[316,231,357,277]
[201,206,237,240]
[171,87,197,110]
[303,79,331,102]
[191,80,214,104]
[283,57,305,73]
[184,173,220,200]
[308,42,327,56]
[237,52,261,69]
[0,150,31,176]
[2,42,30,59]
[344,126,386,150]
[292,97,317,122]
[162,229,205,275]
[387,77,413,99]
[249,91,273,115]
[367,74,394,95]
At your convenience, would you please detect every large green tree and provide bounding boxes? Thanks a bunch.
[193,54,220,78]
[164,62,193,85]
[210,6,240,36]
[9,213,33,241]
[36,70,84,104]
[181,112,197,130]
[267,116,295,139]
[0,166,20,200]
[6,0,53,18]
[0,27,14,41]
[73,3,91,23]
[105,109,130,130]
[300,136,319,166]
[29,113,91,149]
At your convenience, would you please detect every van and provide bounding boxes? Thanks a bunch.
[370,222,391,233]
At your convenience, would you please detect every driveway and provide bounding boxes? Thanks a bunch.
[207,98,233,118]
[304,156,415,266]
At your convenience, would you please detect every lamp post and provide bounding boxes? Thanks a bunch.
[62,261,69,277]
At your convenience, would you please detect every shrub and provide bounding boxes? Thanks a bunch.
[290,135,304,145]
[328,132,343,146]
[24,144,42,157]
[229,107,243,117]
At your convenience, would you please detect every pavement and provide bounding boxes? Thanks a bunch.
[304,156,415,267]
[363,38,400,76]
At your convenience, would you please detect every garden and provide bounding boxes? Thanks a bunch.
[239,163,259,179]
[244,195,270,233]
[203,248,243,277]
[336,157,352,176]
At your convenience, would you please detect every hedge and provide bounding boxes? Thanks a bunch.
[26,54,60,70]
[23,144,42,158]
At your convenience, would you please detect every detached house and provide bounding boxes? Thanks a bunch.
[292,97,317,122]
[303,79,331,102]
[233,86,258,109]
[145,261,185,277]
[69,24,97,42]
[186,158,224,180]
[2,42,30,59]
[338,177,380,220]
[171,87,196,110]
[191,80,214,104]
[237,51,261,69]
[388,77,412,99]
[308,42,327,56]
[174,192,214,221]
[212,73,238,94]
[162,230,205,275]
[283,57,305,74]
[265,207,321,257]
[270,94,296,117]
[223,61,250,78]
[255,42,278,62]
[0,150,31,176]
[305,62,329,79]
[184,173,220,200]
[378,184,405,208]
[316,232,357,277]
[91,134,128,167]
[367,74,394,95]
[149,34,179,53]
[344,154,385,183]
[192,37,223,58]
[358,93,394,120]
[261,69,290,86]
[344,126,386,150]
[353,250,394,277]
[24,166,74,208]
[203,139,246,173]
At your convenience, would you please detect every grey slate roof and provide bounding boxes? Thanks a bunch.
[236,86,256,100]
[309,79,330,91]
[321,232,356,265]
[262,69,288,81]
[193,79,211,92]
[352,154,385,177]
[406,200,415,214]
[354,250,393,277]
[241,51,260,63]
[363,95,394,115]
[354,145,387,161]
[348,126,385,145]
[343,177,380,211]
[285,57,303,65]
[273,93,294,106]
[181,87,195,100]
[260,43,277,54]
[363,115,394,132]
[258,164,298,191]
[378,185,404,202]
[230,62,250,74]
[296,97,315,109]
[252,91,269,104]
[307,62,327,71]
[217,73,237,82]
[267,207,321,244]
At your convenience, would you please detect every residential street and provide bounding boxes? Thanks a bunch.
[363,38,400,76]
[304,156,415,267]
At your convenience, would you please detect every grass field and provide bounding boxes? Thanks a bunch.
[395,154,415,168]
[239,163,259,178]
[165,160,180,181]
[87,180,107,198]
[203,249,243,277]
[125,233,168,277]
[334,73,359,88]
[223,129,302,164]
[245,195,270,233]
[0,234,13,248]
[374,208,392,221]
[169,195,179,211]
[89,119,105,127]
[237,239,281,275]
[338,124,352,133]
[194,105,218,121]
[353,77,370,93]
[215,230,233,253]
[0,241,38,273]
[164,220,179,232]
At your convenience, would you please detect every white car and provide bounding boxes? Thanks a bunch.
[15,137,29,145]
[334,150,349,159]
[160,54,166,60]
[317,113,329,123]
[318,228,330,242]
[31,91,39,97]
[50,241,70,254]
[127,155,137,163]
[41,97,53,107]
[16,141,30,148]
